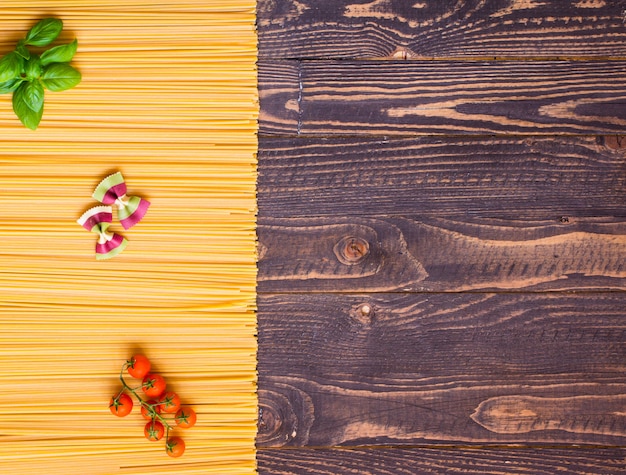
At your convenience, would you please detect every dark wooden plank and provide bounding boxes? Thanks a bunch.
[258,216,626,292]
[258,0,626,59]
[258,447,626,474]
[259,60,626,136]
[258,136,626,219]
[257,293,626,447]
[258,61,302,135]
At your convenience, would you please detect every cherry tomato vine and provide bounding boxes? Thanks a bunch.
[109,355,196,457]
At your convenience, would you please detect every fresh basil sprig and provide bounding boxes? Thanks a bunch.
[0,18,81,130]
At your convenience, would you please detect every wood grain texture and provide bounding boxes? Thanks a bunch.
[258,61,301,135]
[258,447,626,474]
[257,293,626,447]
[256,2,626,471]
[258,136,626,219]
[258,216,626,292]
[259,60,626,136]
[258,0,626,59]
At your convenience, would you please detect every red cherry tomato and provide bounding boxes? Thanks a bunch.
[144,420,165,441]
[166,437,185,458]
[175,407,197,429]
[142,373,166,398]
[127,355,151,379]
[158,392,181,414]
[140,400,162,421]
[109,393,133,417]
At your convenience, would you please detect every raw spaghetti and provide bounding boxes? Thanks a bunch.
[0,2,258,474]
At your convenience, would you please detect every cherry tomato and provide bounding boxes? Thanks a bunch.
[158,392,181,414]
[144,420,165,441]
[109,393,133,417]
[175,407,197,429]
[127,355,151,379]
[140,400,162,421]
[142,373,166,398]
[166,437,185,458]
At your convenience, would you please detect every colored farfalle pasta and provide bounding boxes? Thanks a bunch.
[92,172,150,229]
[77,205,128,260]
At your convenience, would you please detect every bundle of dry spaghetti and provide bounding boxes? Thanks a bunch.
[0,2,257,474]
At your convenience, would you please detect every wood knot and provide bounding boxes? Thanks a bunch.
[257,390,298,446]
[601,135,626,150]
[388,47,416,60]
[257,387,313,447]
[334,236,370,265]
[352,303,375,325]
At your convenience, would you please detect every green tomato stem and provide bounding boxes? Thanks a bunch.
[118,364,174,431]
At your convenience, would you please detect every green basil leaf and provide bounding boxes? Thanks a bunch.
[41,63,81,91]
[0,78,22,94]
[12,82,43,130]
[23,80,44,112]
[24,18,63,47]
[15,41,30,60]
[40,39,78,66]
[24,55,42,81]
[0,52,22,82]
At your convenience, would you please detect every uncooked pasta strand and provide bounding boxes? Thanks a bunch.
[0,2,257,474]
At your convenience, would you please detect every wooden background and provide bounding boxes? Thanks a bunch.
[255,1,626,473]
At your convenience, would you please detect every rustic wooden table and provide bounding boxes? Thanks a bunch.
[255,1,626,473]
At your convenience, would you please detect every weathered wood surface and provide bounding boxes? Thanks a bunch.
[259,60,626,136]
[258,136,626,218]
[257,447,626,474]
[258,0,626,59]
[257,293,626,447]
[256,1,626,472]
[258,216,626,292]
